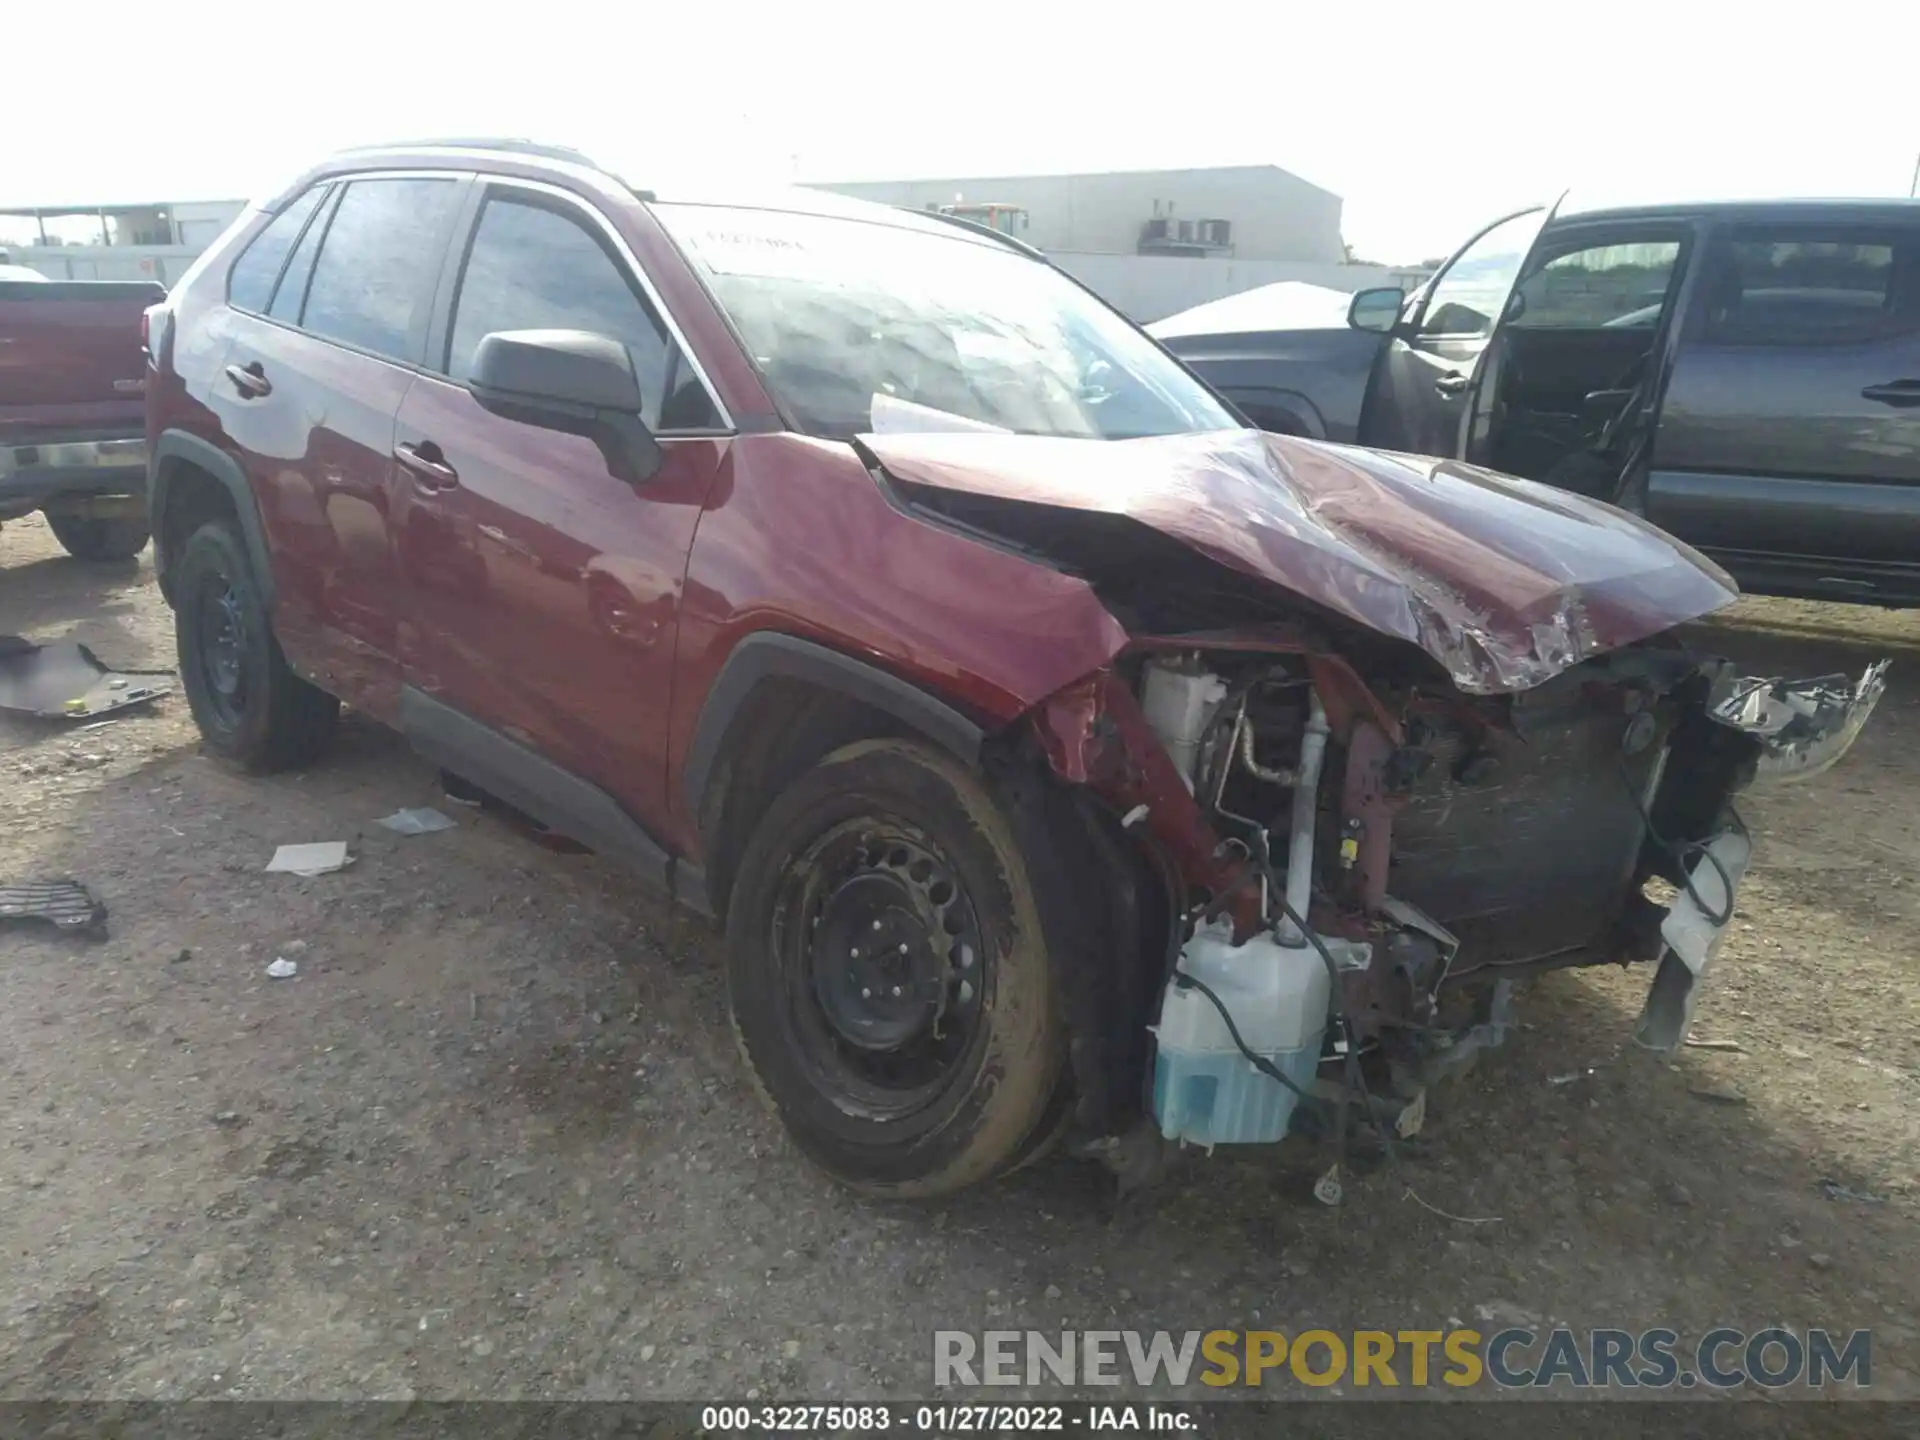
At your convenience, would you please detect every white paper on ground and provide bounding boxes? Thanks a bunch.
[376,807,458,836]
[265,842,352,876]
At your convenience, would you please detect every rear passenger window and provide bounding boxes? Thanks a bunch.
[301,178,461,362]
[1704,230,1915,345]
[226,186,326,313]
[446,193,719,429]
[268,187,337,323]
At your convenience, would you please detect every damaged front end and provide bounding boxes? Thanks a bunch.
[859,428,1887,1178]
[1026,635,1883,1171]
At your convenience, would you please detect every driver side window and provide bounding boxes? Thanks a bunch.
[445,192,720,430]
[1417,210,1543,340]
[1510,240,1681,329]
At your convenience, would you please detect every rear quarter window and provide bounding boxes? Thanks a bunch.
[225,186,326,313]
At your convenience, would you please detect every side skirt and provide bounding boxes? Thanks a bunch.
[399,687,712,916]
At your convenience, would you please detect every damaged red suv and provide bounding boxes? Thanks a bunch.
[145,141,1885,1196]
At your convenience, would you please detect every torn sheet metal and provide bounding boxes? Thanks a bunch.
[860,428,1740,695]
[1709,662,1888,782]
[0,635,172,720]
[1031,669,1248,912]
[0,878,107,936]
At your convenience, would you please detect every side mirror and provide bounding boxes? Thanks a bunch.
[469,329,663,484]
[1347,286,1406,334]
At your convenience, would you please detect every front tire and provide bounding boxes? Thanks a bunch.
[173,519,338,772]
[44,506,150,561]
[726,739,1065,1197]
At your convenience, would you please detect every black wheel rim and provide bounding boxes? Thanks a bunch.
[193,569,249,728]
[770,818,989,1122]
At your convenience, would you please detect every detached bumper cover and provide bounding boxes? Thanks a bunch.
[1710,661,1889,783]
[1634,827,1753,1053]
[1634,661,1885,1051]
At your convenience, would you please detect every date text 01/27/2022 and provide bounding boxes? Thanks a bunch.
[698,1403,1196,1432]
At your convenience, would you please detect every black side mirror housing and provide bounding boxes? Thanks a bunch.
[469,329,664,484]
[1347,286,1406,334]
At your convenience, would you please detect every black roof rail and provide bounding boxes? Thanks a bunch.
[907,206,1048,261]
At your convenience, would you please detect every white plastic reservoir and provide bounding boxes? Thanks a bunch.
[1152,918,1330,1146]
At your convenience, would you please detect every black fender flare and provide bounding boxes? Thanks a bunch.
[1218,386,1329,440]
[682,632,985,825]
[148,430,274,607]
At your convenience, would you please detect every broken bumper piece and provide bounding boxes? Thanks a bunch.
[1712,661,1888,783]
[1633,826,1753,1053]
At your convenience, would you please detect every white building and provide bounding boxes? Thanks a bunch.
[811,165,1419,322]
[817,164,1347,263]
[0,199,246,285]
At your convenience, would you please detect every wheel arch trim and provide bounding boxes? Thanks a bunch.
[682,631,986,828]
[149,430,273,608]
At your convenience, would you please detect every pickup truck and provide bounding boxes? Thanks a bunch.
[1153,199,1920,608]
[1,273,166,560]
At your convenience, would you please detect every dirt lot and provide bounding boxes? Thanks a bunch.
[2,510,1917,1405]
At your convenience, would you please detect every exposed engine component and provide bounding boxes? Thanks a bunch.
[1034,637,1882,1183]
[1152,917,1329,1146]
[1138,657,1228,790]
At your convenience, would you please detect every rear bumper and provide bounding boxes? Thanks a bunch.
[0,437,148,507]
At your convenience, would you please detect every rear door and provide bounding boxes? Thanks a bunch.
[212,173,467,713]
[1648,218,1920,603]
[391,178,730,839]
[1360,208,1547,457]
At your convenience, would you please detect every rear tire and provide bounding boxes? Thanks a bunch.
[726,739,1065,1197]
[44,507,150,562]
[173,519,338,772]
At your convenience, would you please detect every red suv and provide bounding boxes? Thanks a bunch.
[146,141,1883,1197]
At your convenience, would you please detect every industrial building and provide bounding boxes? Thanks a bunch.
[0,199,244,284]
[813,164,1420,321]
[817,164,1348,263]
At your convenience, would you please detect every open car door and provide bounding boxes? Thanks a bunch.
[1360,201,1554,459]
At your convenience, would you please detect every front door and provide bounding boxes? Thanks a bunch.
[392,183,728,838]
[1361,208,1548,458]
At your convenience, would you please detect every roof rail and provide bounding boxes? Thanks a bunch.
[343,137,603,168]
[907,206,1048,261]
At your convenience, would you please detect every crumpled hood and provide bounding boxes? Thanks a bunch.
[860,428,1740,694]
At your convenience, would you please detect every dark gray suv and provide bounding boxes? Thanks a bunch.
[1155,198,1920,607]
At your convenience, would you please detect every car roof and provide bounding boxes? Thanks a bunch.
[1556,195,1920,227]
[297,138,1022,254]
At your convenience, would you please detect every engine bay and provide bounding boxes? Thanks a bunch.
[1025,633,1885,1190]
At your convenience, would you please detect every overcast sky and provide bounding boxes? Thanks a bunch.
[7,0,1917,262]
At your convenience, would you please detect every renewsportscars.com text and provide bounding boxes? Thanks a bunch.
[934,1327,1871,1390]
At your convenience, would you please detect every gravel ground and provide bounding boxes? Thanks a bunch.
[2,512,1917,1406]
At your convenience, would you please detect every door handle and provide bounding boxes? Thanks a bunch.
[394,441,460,491]
[1433,372,1469,396]
[223,361,271,398]
[1861,380,1920,407]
